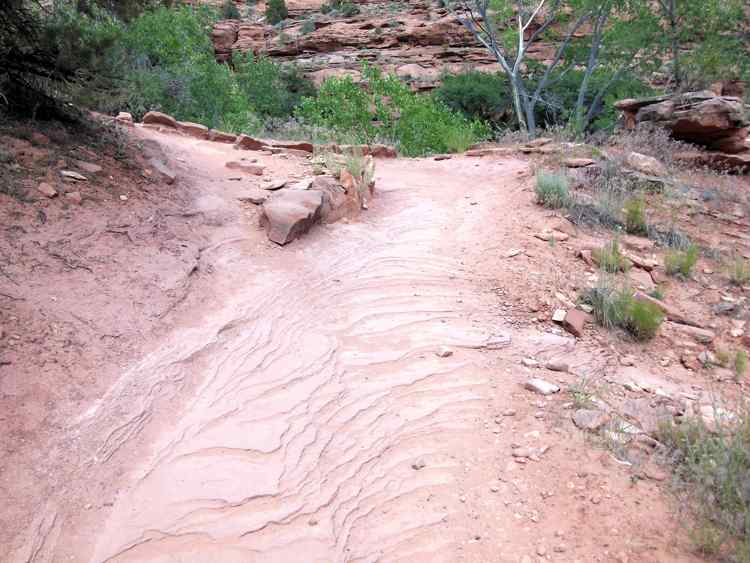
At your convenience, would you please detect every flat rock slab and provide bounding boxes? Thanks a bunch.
[237,188,270,205]
[74,160,103,174]
[261,189,323,245]
[564,158,596,168]
[625,151,667,177]
[209,130,237,144]
[60,170,87,182]
[524,378,560,395]
[465,147,514,157]
[265,179,287,191]
[235,134,266,151]
[37,182,57,198]
[178,121,209,139]
[143,111,177,128]
[226,161,265,175]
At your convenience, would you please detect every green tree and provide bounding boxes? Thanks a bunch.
[654,0,749,90]
[266,0,288,24]
[446,0,662,135]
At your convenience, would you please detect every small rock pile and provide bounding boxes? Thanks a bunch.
[260,163,375,245]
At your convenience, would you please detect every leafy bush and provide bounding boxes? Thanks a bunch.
[535,171,569,208]
[84,6,312,133]
[433,71,512,125]
[1,1,124,118]
[234,53,314,119]
[665,244,699,278]
[220,0,241,20]
[296,65,489,156]
[592,239,631,273]
[118,7,253,129]
[624,197,647,234]
[266,0,288,24]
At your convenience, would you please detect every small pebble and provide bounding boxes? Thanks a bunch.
[436,346,453,358]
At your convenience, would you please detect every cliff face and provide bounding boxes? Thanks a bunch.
[211,1,557,89]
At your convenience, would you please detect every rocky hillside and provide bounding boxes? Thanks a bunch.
[212,0,560,89]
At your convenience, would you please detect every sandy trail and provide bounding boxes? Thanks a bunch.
[89,153,522,562]
[9,132,696,563]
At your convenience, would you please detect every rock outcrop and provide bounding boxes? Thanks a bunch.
[261,189,323,245]
[260,166,373,244]
[616,92,750,172]
[210,1,559,89]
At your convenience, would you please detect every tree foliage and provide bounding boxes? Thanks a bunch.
[445,0,748,137]
[296,64,490,155]
[266,0,288,25]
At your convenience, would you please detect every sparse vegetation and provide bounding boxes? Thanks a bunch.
[534,171,570,209]
[665,244,699,278]
[735,350,748,379]
[657,412,750,559]
[592,238,631,273]
[320,0,361,17]
[728,256,750,287]
[649,285,666,301]
[582,276,663,340]
[624,197,647,235]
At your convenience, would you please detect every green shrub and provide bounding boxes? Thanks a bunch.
[584,283,633,330]
[582,279,663,340]
[728,256,750,286]
[234,53,314,118]
[220,0,241,19]
[592,239,631,273]
[624,299,664,341]
[296,64,489,156]
[534,171,570,208]
[433,71,512,125]
[112,5,255,128]
[106,7,314,132]
[300,19,316,34]
[266,0,288,24]
[624,197,647,235]
[665,244,699,278]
